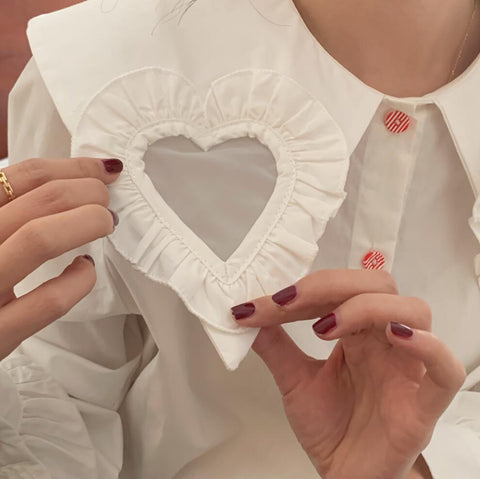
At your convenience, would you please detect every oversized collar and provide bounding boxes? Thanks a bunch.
[432,58,480,196]
[316,40,480,196]
[29,0,480,196]
[25,0,480,370]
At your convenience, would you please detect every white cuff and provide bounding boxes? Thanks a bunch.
[0,352,98,479]
[0,365,51,478]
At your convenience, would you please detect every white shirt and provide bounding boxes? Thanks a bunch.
[3,0,480,478]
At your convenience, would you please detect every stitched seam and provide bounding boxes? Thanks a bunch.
[71,66,348,300]
[72,66,198,137]
[121,118,297,285]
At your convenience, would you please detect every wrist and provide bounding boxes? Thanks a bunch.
[321,454,421,479]
[323,464,410,479]
[407,455,433,479]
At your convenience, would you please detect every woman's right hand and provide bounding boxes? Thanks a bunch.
[235,269,465,479]
[0,157,123,360]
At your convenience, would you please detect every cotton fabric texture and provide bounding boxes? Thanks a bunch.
[2,0,480,477]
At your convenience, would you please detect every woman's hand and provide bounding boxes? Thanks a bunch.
[231,270,466,479]
[0,157,123,360]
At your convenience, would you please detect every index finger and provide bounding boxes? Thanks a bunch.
[0,157,123,206]
[230,269,398,327]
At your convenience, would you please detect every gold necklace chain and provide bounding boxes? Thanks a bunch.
[449,0,478,81]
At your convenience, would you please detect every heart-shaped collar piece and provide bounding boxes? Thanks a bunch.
[72,67,349,369]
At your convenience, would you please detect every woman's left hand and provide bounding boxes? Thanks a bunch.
[231,269,466,479]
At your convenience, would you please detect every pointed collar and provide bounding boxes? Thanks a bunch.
[274,0,480,196]
[432,55,480,196]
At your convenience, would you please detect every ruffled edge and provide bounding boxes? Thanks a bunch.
[0,353,97,478]
[469,196,480,285]
[72,67,349,336]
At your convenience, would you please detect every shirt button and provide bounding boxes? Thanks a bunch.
[384,110,410,133]
[362,250,386,270]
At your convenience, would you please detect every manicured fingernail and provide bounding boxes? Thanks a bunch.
[272,285,297,306]
[231,302,255,320]
[102,159,124,174]
[109,209,119,226]
[391,322,413,338]
[82,255,95,266]
[313,313,337,335]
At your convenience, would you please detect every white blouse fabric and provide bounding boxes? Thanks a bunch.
[3,0,480,477]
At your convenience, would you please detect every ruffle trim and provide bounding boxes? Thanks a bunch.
[469,196,480,285]
[0,353,97,478]
[72,68,349,334]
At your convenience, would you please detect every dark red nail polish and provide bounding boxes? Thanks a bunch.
[109,209,119,226]
[231,302,255,320]
[313,313,337,335]
[391,322,413,338]
[83,255,95,266]
[272,285,297,306]
[102,159,123,174]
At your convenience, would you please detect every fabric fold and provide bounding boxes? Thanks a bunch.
[0,353,98,479]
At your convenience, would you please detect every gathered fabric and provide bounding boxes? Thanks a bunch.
[71,67,348,367]
[3,0,480,477]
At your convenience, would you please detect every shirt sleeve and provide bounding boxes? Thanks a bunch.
[0,353,97,479]
[6,58,145,479]
[422,365,480,478]
[0,358,50,479]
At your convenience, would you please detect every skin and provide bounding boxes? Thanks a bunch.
[0,157,121,360]
[233,2,477,476]
[233,270,466,479]
[2,0,478,155]
[0,0,82,158]
[0,0,474,476]
[293,0,480,97]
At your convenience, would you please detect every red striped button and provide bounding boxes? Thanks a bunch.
[362,251,386,270]
[384,110,410,133]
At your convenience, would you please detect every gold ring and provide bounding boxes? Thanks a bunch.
[0,169,16,202]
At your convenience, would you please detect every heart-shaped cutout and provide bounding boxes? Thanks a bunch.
[72,67,348,352]
[143,136,277,261]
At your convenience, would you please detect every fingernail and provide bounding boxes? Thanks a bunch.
[391,322,413,338]
[109,209,119,227]
[231,302,255,320]
[82,255,95,266]
[102,159,124,174]
[272,285,297,306]
[313,313,337,335]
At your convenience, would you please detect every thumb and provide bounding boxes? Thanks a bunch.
[253,326,319,396]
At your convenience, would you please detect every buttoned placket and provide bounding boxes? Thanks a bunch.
[347,98,428,272]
